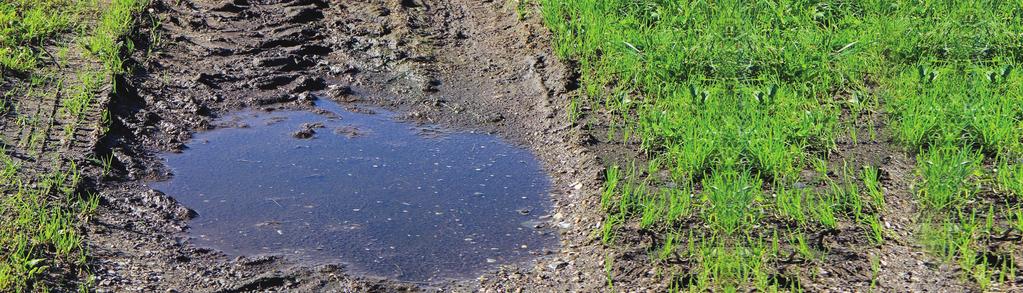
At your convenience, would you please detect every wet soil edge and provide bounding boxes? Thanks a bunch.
[86,0,609,292]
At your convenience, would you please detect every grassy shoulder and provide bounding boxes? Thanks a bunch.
[539,0,1020,291]
[1,0,148,291]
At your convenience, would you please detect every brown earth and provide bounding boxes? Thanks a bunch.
[4,0,1000,292]
[88,0,608,291]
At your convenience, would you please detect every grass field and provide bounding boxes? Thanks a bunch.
[1,0,147,291]
[540,0,1022,291]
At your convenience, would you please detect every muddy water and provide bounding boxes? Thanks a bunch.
[149,99,557,282]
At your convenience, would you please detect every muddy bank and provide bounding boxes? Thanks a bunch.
[89,0,609,291]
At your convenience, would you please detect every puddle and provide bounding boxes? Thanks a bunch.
[149,100,557,282]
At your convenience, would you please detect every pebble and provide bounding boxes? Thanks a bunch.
[547,261,568,270]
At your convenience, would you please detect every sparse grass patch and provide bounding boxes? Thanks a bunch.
[890,63,1022,287]
[85,0,149,75]
[1,0,149,291]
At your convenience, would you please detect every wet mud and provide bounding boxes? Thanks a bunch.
[89,0,606,291]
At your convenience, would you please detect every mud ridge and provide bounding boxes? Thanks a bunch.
[89,0,608,291]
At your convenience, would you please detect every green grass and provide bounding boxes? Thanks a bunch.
[1,0,149,291]
[538,0,1022,290]
[882,9,1022,286]
[897,64,1022,289]
[85,0,149,75]
[0,164,92,291]
[0,0,93,73]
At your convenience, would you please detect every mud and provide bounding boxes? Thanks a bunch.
[88,0,607,291]
[73,0,990,292]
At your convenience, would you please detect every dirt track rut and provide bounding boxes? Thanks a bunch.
[89,0,608,291]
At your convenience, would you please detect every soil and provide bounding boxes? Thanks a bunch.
[33,0,999,292]
[88,0,607,291]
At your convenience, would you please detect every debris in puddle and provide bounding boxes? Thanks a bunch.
[150,99,556,282]
[333,125,363,137]
[292,129,315,139]
[292,122,326,139]
[266,116,288,125]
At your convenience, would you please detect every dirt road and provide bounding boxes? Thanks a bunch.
[89,0,609,291]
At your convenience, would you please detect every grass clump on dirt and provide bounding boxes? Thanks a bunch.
[892,64,1023,289]
[0,0,89,73]
[879,3,1022,290]
[1,0,149,291]
[540,0,1021,291]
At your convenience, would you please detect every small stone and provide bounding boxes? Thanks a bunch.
[292,128,315,139]
[297,92,316,101]
[174,206,198,220]
[292,122,324,139]
[547,261,568,270]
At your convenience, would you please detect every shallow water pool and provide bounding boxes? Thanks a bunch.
[149,99,556,282]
